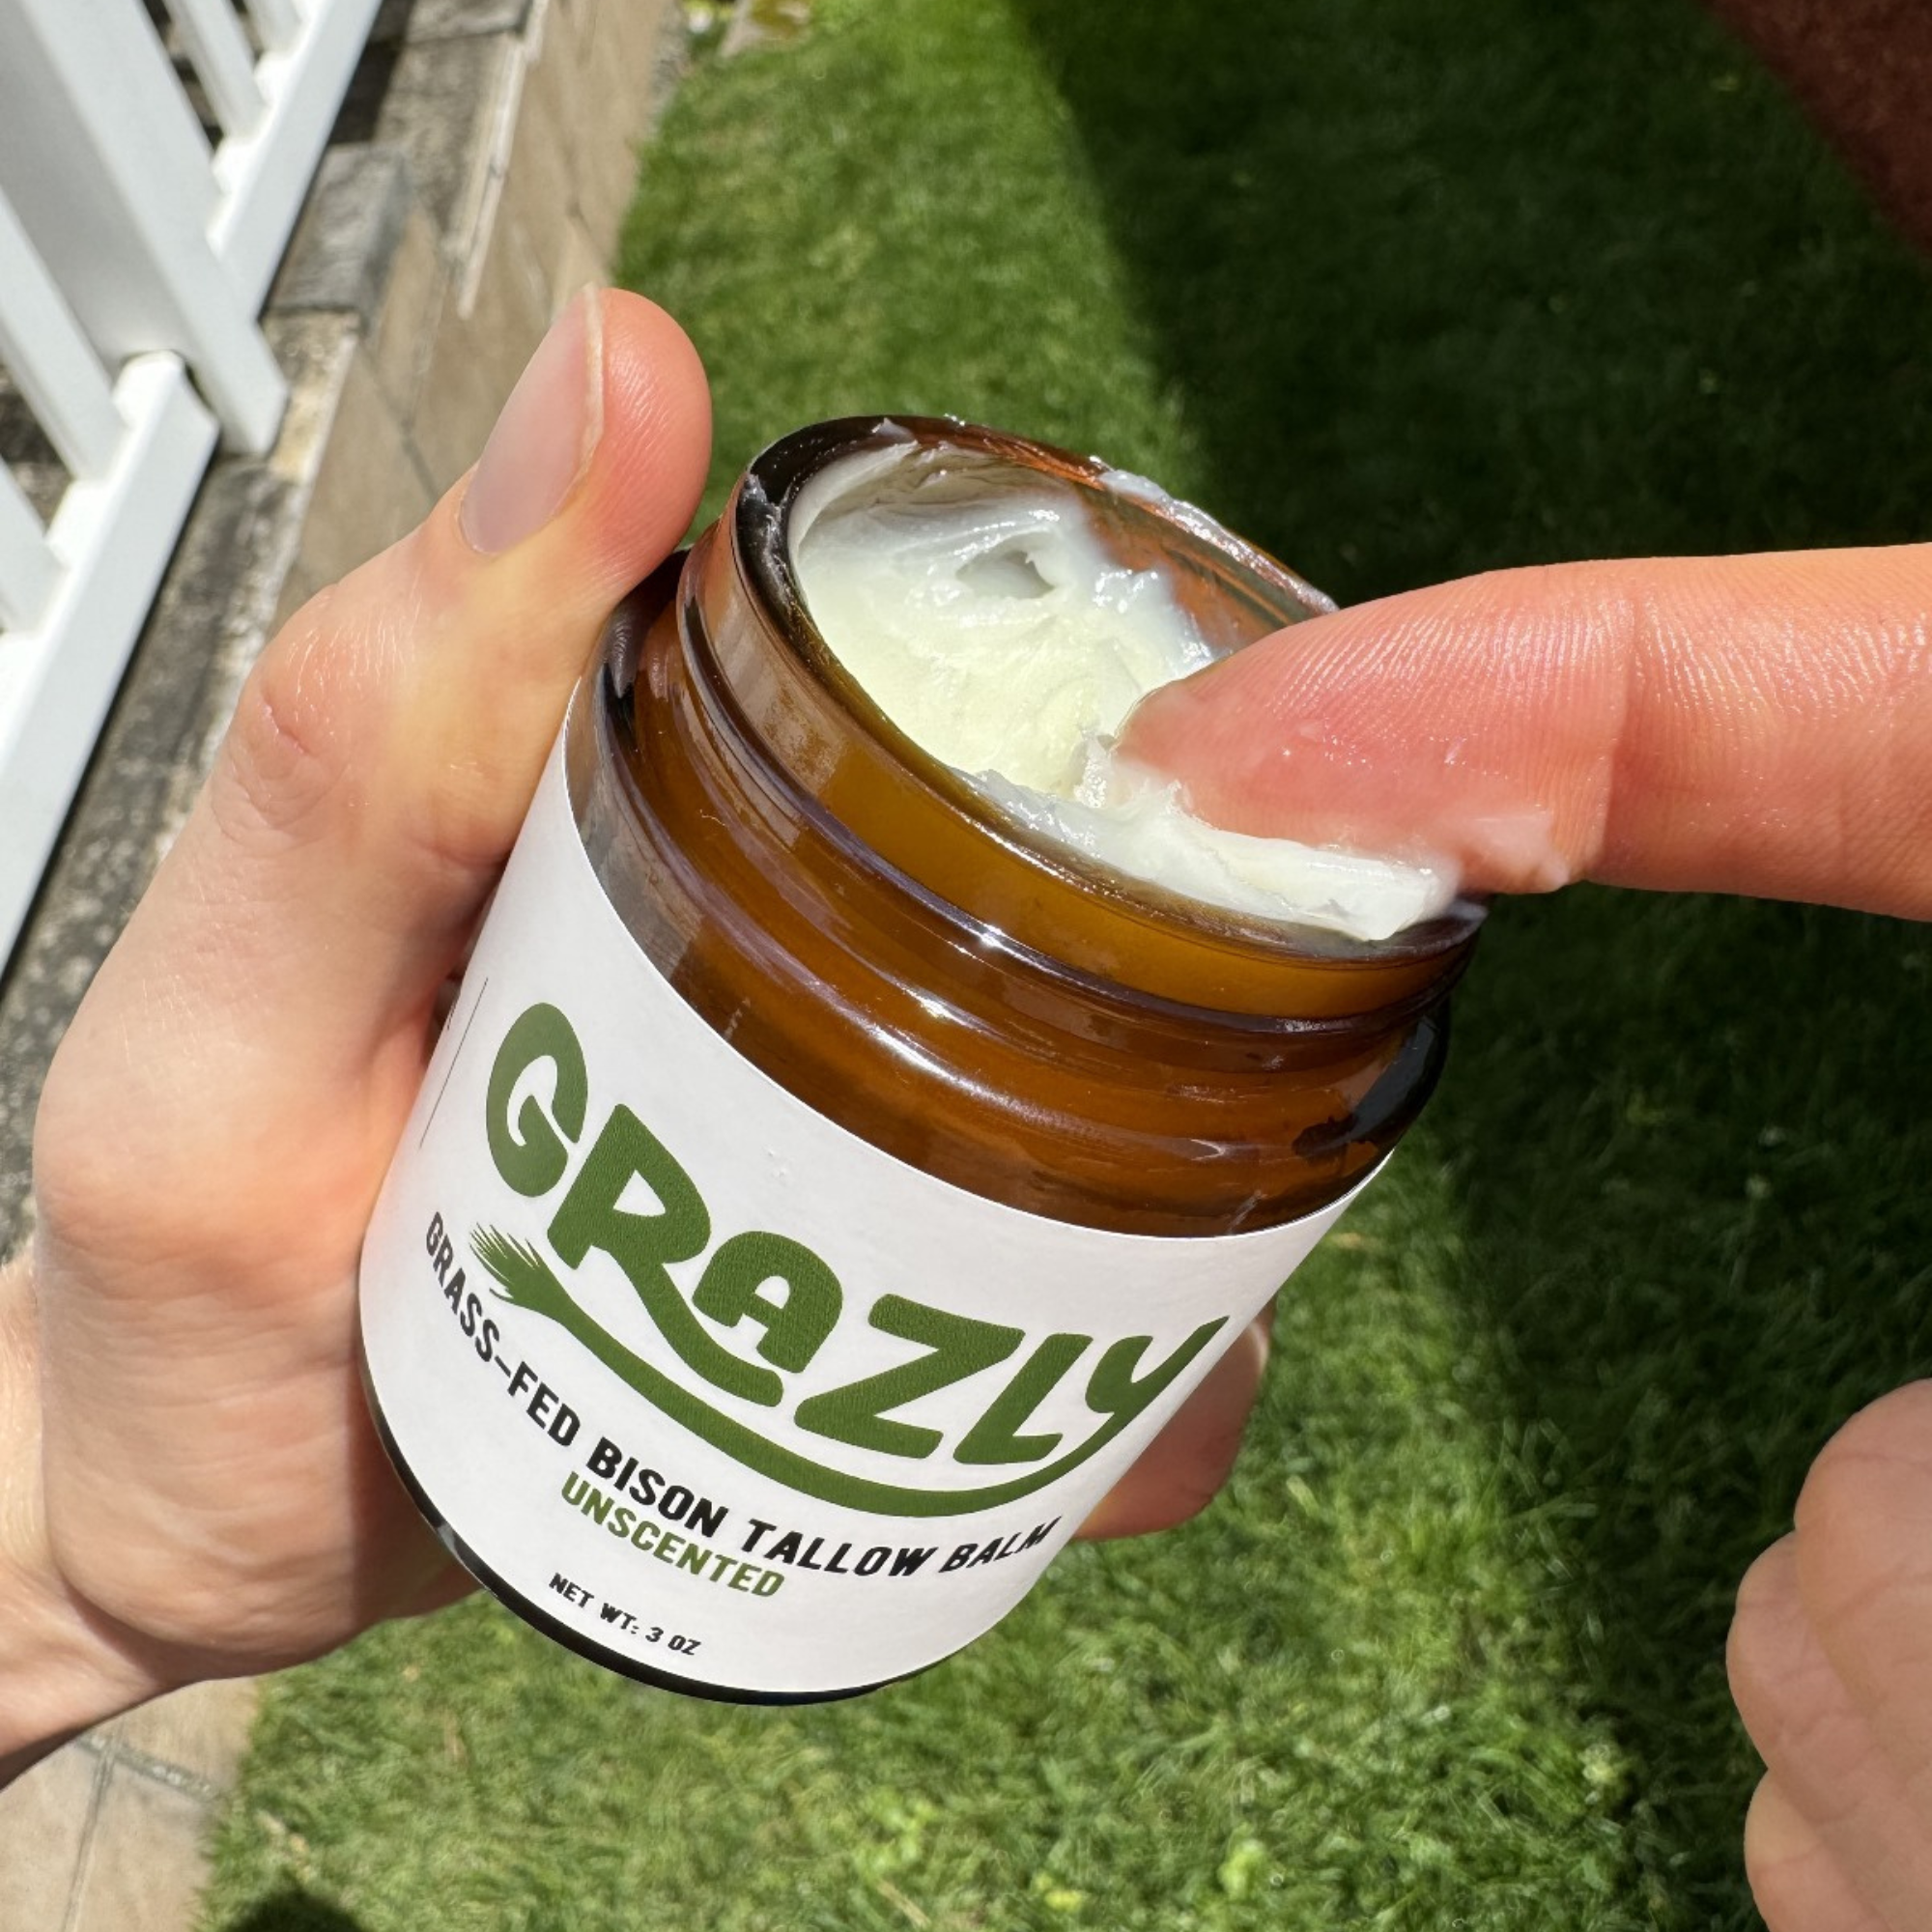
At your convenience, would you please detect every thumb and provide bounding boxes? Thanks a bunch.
[40,289,710,1232]
[1120,545,1932,919]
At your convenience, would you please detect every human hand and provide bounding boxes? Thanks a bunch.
[1116,545,1932,1928]
[1728,1383,1932,1932]
[0,289,1266,1781]
[1,289,710,1780]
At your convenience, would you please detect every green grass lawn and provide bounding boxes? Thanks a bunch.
[204,3,1932,1927]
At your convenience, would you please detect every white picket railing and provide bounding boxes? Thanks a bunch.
[0,0,381,963]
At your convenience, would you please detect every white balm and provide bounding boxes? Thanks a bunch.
[789,443,1458,943]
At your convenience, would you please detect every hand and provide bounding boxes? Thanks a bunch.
[1729,1384,1932,1931]
[0,285,1252,1785]
[1,288,710,1779]
[1118,545,1932,1928]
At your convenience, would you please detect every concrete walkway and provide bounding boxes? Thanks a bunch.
[0,1683,257,1931]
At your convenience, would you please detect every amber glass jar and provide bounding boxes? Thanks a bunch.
[359,416,1479,1703]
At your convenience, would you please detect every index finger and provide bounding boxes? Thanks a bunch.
[1120,545,1932,918]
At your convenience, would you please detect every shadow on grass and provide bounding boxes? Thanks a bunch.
[219,1889,369,1932]
[1015,0,1932,1920]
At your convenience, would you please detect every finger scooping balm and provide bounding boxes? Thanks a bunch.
[785,437,1459,942]
[357,416,1482,1703]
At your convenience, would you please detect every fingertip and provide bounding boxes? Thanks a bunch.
[1744,1777,1887,1932]
[1117,565,1630,896]
[590,288,713,570]
[1794,1382,1932,1549]
[426,287,714,601]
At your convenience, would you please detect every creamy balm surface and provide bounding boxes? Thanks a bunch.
[788,442,1457,943]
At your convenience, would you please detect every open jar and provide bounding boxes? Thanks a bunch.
[357,416,1481,1702]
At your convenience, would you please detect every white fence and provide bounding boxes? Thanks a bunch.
[0,0,380,963]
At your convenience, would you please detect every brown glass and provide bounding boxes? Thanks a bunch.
[567,417,1479,1237]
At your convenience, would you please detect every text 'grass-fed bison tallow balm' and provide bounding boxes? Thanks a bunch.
[357,416,1482,1702]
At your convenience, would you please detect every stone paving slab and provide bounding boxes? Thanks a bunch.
[69,1747,222,1932]
[0,1682,254,1932]
[0,1742,95,1930]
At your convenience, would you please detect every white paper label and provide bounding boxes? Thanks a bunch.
[359,730,1374,1698]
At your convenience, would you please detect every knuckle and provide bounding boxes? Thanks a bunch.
[1793,1385,1932,1625]
[1726,1543,1824,1761]
[1800,1383,1932,1520]
[31,1053,117,1246]
[1724,1539,1886,1801]
[1742,1780,1824,1932]
[218,592,357,848]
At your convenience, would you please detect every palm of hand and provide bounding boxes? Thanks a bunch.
[31,868,462,1684]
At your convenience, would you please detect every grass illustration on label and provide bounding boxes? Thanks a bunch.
[471,1218,1222,1519]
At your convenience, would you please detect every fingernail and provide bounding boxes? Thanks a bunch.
[459,287,605,554]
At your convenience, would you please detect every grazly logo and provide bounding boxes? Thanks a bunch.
[471,1002,1226,1519]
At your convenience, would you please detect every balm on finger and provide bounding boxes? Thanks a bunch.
[357,417,1482,1703]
